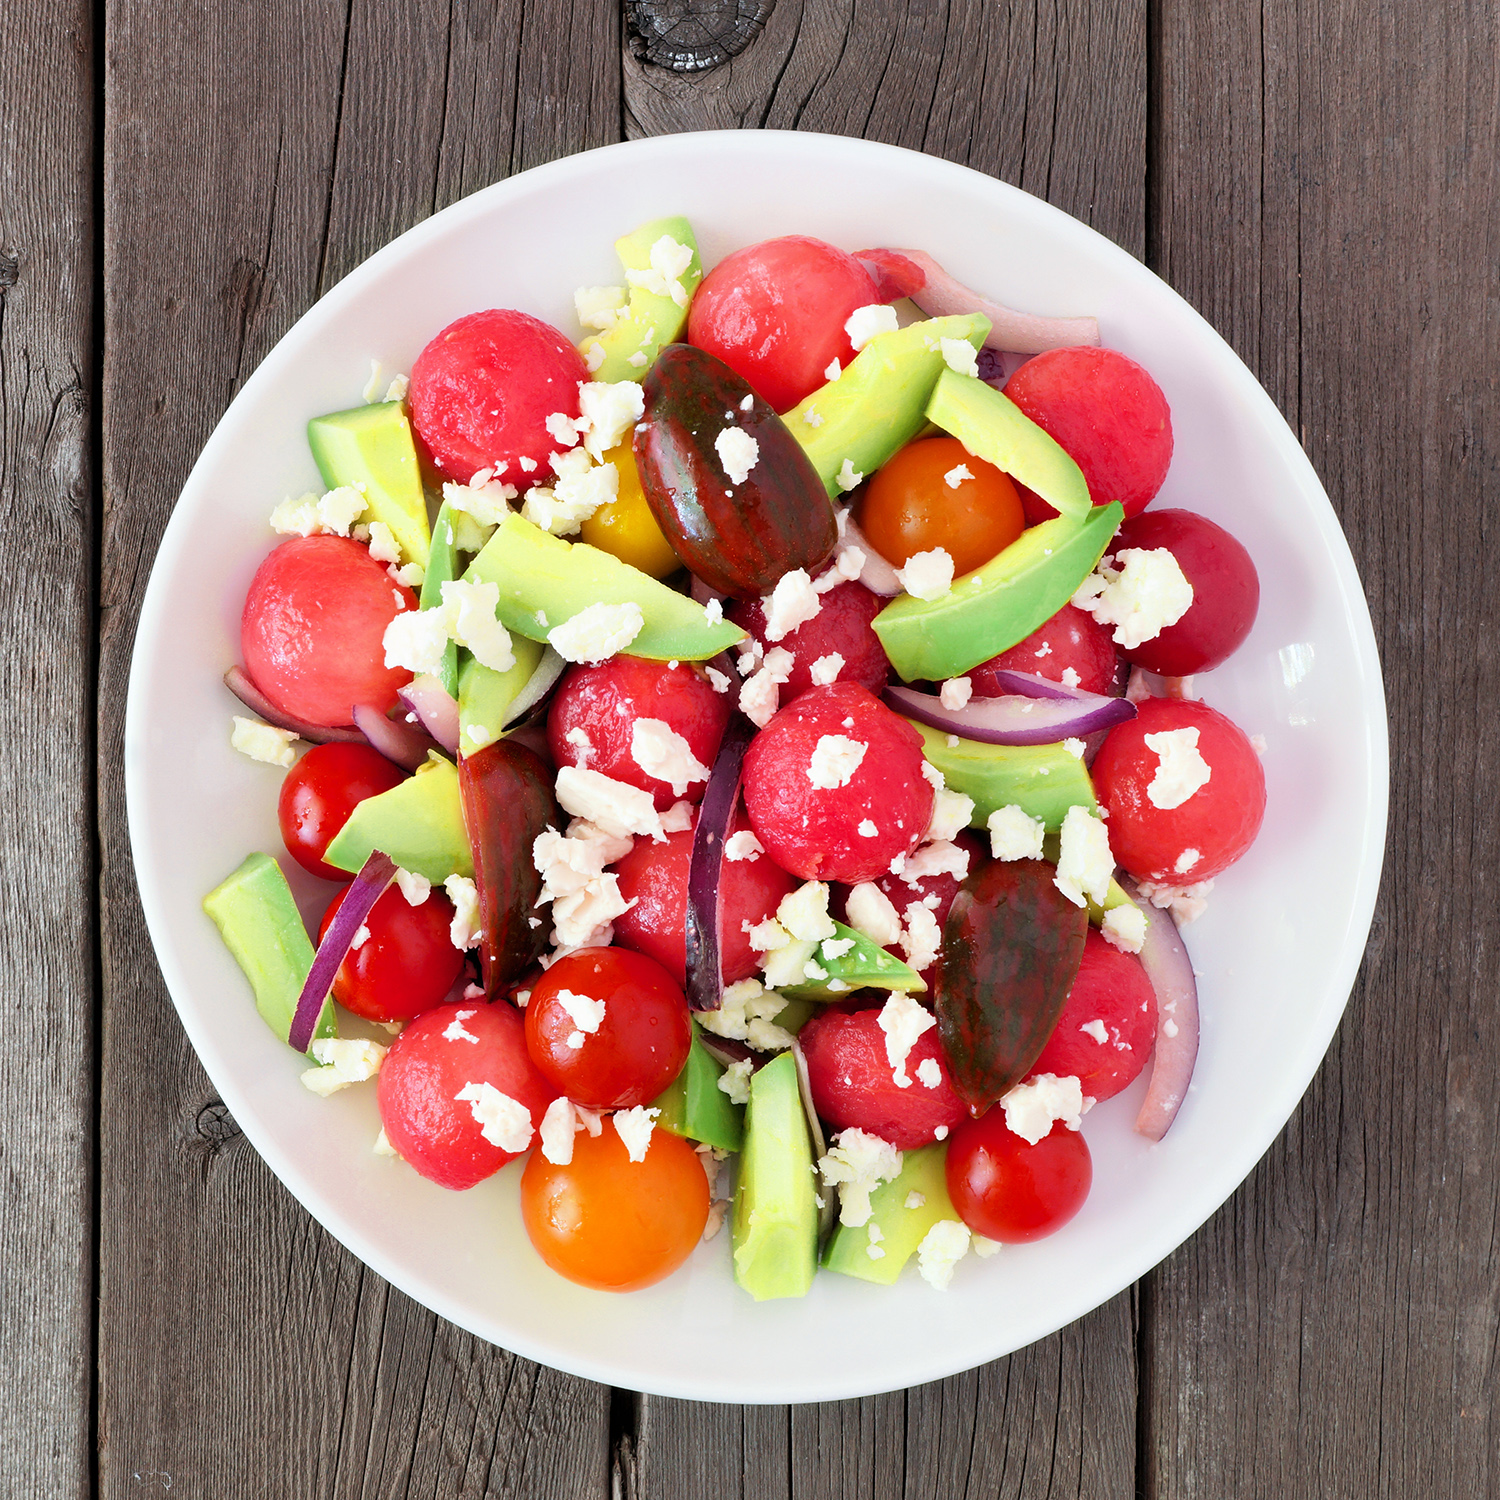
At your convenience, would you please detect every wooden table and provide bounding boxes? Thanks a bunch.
[5,0,1490,1492]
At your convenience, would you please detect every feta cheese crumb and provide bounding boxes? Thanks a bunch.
[845,882,902,945]
[1073,548,1194,649]
[455,1081,534,1152]
[900,902,942,972]
[938,338,979,377]
[575,284,627,330]
[1061,666,1082,689]
[1001,1073,1085,1144]
[300,1038,387,1096]
[443,1010,480,1045]
[818,1128,903,1227]
[972,1235,1002,1258]
[714,425,760,485]
[824,359,843,382]
[717,1057,753,1105]
[917,1219,972,1289]
[943,463,974,489]
[1175,846,1202,874]
[777,881,837,942]
[835,457,863,492]
[630,718,710,796]
[1080,1019,1110,1045]
[939,676,973,711]
[878,991,936,1087]
[915,1056,942,1089]
[373,1127,398,1157]
[557,988,606,1048]
[698,977,795,1053]
[624,233,695,307]
[760,568,821,642]
[1137,878,1215,924]
[810,652,844,686]
[738,645,794,728]
[706,665,732,694]
[857,818,878,837]
[724,830,764,862]
[703,597,724,626]
[925,787,975,844]
[1101,902,1148,953]
[442,579,515,672]
[895,547,954,601]
[807,734,867,790]
[365,520,401,565]
[395,868,431,905]
[804,408,825,428]
[988,804,1046,861]
[444,874,483,949]
[554,766,667,842]
[548,601,644,664]
[1053,805,1115,908]
[230,715,297,768]
[1251,733,1268,756]
[660,800,694,834]
[613,1105,661,1162]
[539,1097,578,1165]
[1145,727,1212,809]
[844,303,899,350]
[905,1191,927,1210]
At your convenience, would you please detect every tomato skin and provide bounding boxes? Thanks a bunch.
[687,236,878,412]
[856,436,1025,574]
[318,883,465,1024]
[241,535,417,728]
[945,1112,1092,1243]
[377,1002,557,1190]
[278,742,408,879]
[969,602,1122,699]
[523,948,692,1110]
[727,580,890,701]
[1091,697,1266,883]
[521,1121,709,1291]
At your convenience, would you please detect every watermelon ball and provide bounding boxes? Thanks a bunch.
[241,534,416,729]
[727,579,890,702]
[969,602,1122,699]
[742,682,934,883]
[1005,346,1173,521]
[408,308,590,486]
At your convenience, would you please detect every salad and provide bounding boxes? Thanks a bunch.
[206,217,1266,1299]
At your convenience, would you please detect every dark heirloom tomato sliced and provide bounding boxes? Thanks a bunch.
[634,344,837,599]
[458,739,558,997]
[935,858,1090,1112]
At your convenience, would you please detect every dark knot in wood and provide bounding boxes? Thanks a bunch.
[194,1100,242,1145]
[0,248,18,291]
[626,0,776,72]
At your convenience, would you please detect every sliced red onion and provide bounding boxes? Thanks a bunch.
[398,674,460,754]
[288,850,397,1053]
[975,346,1033,387]
[837,511,903,597]
[699,1034,756,1071]
[502,646,567,729]
[351,703,440,771]
[1119,877,1200,1140]
[224,666,364,745]
[853,248,926,303]
[872,247,1100,353]
[690,575,726,609]
[978,667,1083,703]
[885,682,1136,746]
[685,715,756,1012]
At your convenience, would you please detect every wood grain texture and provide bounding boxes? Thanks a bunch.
[96,1,620,1494]
[0,0,95,1492]
[1144,0,1498,1492]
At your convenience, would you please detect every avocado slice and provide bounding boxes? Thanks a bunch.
[420,499,463,697]
[822,1144,955,1285]
[307,401,431,568]
[652,1025,744,1152]
[457,636,545,756]
[732,1051,819,1301]
[322,752,473,883]
[873,502,1124,682]
[782,314,991,495]
[203,852,336,1046]
[463,513,744,661]
[778,920,926,1001]
[580,216,703,383]
[909,720,1099,830]
[926,368,1092,521]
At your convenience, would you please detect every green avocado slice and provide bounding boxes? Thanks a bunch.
[822,1144,956,1285]
[419,499,463,697]
[777,921,926,1001]
[652,1025,744,1153]
[322,753,473,884]
[579,216,703,383]
[307,401,431,568]
[909,722,1099,830]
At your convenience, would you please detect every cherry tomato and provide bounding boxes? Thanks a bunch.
[520,1120,709,1291]
[408,308,589,486]
[318,882,465,1024]
[969,602,1122,699]
[1006,347,1173,521]
[1090,697,1266,883]
[945,1112,1092,1243]
[377,1001,557,1190]
[524,947,692,1110]
[241,535,417,728]
[278,742,408,879]
[1110,509,1260,675]
[687,236,879,412]
[857,436,1024,575]
[727,580,890,701]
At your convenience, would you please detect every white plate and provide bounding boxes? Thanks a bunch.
[125,131,1388,1403]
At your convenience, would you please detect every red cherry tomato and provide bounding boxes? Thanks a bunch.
[742,682,934,884]
[1005,347,1173,521]
[969,602,1122,699]
[799,1006,968,1149]
[1028,928,1157,1102]
[945,1112,1092,1243]
[520,1120,709,1291]
[377,1001,557,1190]
[523,947,692,1110]
[726,580,890,702]
[856,436,1025,574]
[241,535,417,728]
[1090,697,1266,883]
[408,308,589,486]
[547,656,730,810]
[1110,509,1260,675]
[318,883,465,1024]
[278,742,408,879]
[687,236,879,412]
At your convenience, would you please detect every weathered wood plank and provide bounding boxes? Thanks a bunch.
[97,2,620,1493]
[1144,0,1498,1492]
[0,0,95,1490]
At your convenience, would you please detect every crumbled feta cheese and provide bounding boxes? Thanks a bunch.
[557,988,606,1046]
[1174,846,1202,874]
[925,787,975,844]
[835,457,863,492]
[1001,1073,1085,1144]
[804,408,825,428]
[1145,727,1212,809]
[824,359,843,382]
[630,718,710,796]
[803,959,829,982]
[777,881,837,942]
[939,338,979,377]
[943,463,974,489]
[382,604,450,675]
[714,425,760,486]
[444,469,519,528]
[746,917,789,952]
[660,799,695,833]
[522,458,617,536]
[373,1127,398,1157]
[538,1097,578,1165]
[230,715,297,767]
[818,1128,903,1227]
[760,568,821,642]
[575,284,627,330]
[443,1010,480,1045]
[1250,733,1268,756]
[844,303,899,350]
[583,342,606,372]
[697,978,794,1052]
[1137,878,1215,924]
[724,830,764,862]
[878,991,936,1088]
[395,868,431,905]
[1073,547,1194,649]
[972,1236,1002,1258]
[444,874,483,949]
[624,234,695,307]
[548,601,645,664]
[900,902,942,972]
[987,804,1046,861]
[611,1104,661,1162]
[454,1081,533,1153]
[761,937,819,990]
[810,652,844,685]
[1060,666,1081,689]
[905,1191,927,1211]
[300,1037,387,1096]
[737,645,795,728]
[857,818,878,837]
[921,761,945,791]
[717,1057,753,1105]
[364,520,401,565]
[316,485,368,536]
[1053,805,1114,908]
[899,840,971,888]
[807,734,867,790]
[545,410,584,447]
[896,547,954,601]
[1101,902,1148,953]
[939,676,973,711]
[706,665,732,694]
[549,876,633,949]
[821,937,855,961]
[441,579,515,672]
[915,1057,942,1089]
[268,492,321,536]
[1080,1019,1109,1045]
[815,543,866,592]
[577,380,647,462]
[917,1219,972,1289]
[845,882,902,946]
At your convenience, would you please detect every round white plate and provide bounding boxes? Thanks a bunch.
[125,130,1387,1403]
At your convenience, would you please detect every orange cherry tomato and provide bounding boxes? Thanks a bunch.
[856,435,1024,575]
[520,1121,709,1290]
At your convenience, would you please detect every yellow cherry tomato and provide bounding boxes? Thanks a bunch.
[579,443,682,578]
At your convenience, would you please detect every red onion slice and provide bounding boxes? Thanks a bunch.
[288,850,397,1053]
[699,1033,756,1071]
[885,683,1136,746]
[224,667,364,744]
[502,646,567,729]
[1119,877,1200,1140]
[351,703,441,771]
[976,346,1033,387]
[398,674,460,755]
[837,511,903,596]
[690,575,726,609]
[978,667,1083,703]
[685,715,756,1012]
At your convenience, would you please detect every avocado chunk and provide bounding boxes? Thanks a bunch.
[420,499,463,696]
[580,216,703,383]
[823,1144,955,1285]
[457,636,546,756]
[464,513,744,661]
[732,1051,819,1301]
[926,368,1092,520]
[873,502,1124,682]
[652,1025,744,1152]
[307,401,431,568]
[323,752,473,883]
[203,852,335,1046]
[782,314,991,495]
[778,920,926,1001]
[910,721,1099,830]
